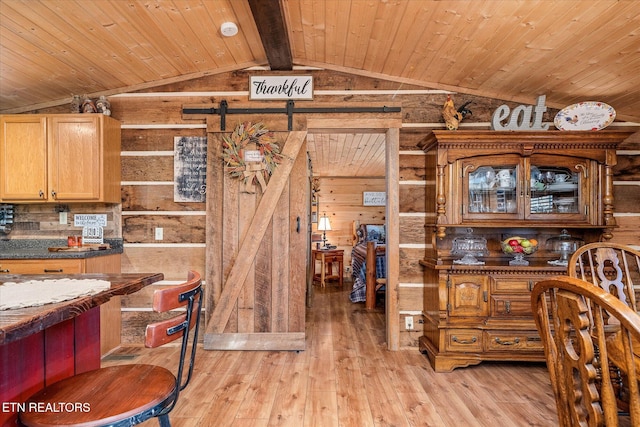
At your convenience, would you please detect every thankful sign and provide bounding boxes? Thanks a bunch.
[249,76,313,100]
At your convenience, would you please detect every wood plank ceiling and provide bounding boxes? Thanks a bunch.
[1,0,639,177]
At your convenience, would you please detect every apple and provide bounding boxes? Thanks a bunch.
[503,236,538,257]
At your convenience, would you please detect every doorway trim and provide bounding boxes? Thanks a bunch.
[307,116,401,350]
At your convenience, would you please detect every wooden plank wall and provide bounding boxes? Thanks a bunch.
[22,69,639,348]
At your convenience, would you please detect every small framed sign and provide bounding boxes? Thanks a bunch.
[249,75,313,100]
[363,191,386,206]
[244,150,263,162]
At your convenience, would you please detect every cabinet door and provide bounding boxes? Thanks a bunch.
[447,274,489,317]
[49,116,102,201]
[0,115,48,201]
[527,155,591,223]
[461,155,522,221]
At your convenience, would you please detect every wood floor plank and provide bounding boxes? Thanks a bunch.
[304,391,339,427]
[235,352,287,420]
[267,362,308,426]
[231,419,269,427]
[334,349,376,427]
[101,282,559,426]
[396,391,448,426]
[360,365,411,426]
[198,374,253,426]
[308,334,336,392]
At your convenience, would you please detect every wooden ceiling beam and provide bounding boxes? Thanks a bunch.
[247,0,293,70]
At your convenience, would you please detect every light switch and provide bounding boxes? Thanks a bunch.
[59,212,67,224]
[155,227,163,240]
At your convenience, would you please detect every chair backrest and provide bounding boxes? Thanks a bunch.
[569,242,640,311]
[145,270,202,399]
[532,276,640,427]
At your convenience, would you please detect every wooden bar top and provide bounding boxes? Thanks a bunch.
[0,273,163,345]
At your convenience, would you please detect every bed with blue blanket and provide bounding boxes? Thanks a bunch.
[349,224,386,303]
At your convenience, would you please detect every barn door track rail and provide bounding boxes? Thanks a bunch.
[183,100,401,131]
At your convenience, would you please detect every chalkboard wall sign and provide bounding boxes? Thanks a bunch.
[174,136,207,202]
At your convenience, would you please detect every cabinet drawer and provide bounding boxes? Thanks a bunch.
[490,295,533,317]
[492,277,538,293]
[444,329,482,352]
[0,259,83,274]
[485,331,544,352]
[326,255,343,263]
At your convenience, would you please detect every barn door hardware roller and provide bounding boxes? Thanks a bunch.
[183,100,400,131]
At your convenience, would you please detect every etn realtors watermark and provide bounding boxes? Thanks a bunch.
[3,401,91,413]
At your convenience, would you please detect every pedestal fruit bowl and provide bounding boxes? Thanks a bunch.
[501,236,538,266]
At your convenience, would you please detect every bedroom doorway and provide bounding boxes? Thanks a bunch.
[307,118,401,350]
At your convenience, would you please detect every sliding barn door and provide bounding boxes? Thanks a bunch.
[204,122,308,351]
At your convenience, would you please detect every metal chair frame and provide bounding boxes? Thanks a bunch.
[19,270,202,427]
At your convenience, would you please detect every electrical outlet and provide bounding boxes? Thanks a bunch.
[155,227,163,240]
[59,212,67,225]
[405,316,414,330]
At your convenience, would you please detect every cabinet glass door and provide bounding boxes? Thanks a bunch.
[463,157,520,218]
[527,156,589,221]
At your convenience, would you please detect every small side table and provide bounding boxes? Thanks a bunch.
[312,249,344,287]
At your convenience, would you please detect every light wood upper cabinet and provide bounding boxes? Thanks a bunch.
[0,114,121,203]
[0,115,47,201]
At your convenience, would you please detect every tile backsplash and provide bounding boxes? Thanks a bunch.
[0,204,14,233]
[1,203,121,239]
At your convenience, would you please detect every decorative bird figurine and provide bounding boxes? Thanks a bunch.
[442,95,472,130]
[457,101,473,119]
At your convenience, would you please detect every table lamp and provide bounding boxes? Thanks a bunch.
[317,213,332,248]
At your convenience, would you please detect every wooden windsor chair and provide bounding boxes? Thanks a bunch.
[532,276,640,427]
[567,243,640,415]
[19,270,202,427]
[568,242,640,310]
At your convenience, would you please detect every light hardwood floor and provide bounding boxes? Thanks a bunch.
[103,283,559,426]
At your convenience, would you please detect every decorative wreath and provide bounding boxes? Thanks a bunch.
[222,122,283,193]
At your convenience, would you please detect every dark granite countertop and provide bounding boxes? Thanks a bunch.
[0,239,123,259]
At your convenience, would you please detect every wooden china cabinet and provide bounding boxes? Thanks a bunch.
[418,129,633,372]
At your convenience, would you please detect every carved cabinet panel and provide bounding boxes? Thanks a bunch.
[447,274,489,317]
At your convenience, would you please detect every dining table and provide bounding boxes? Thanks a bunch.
[0,272,164,427]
